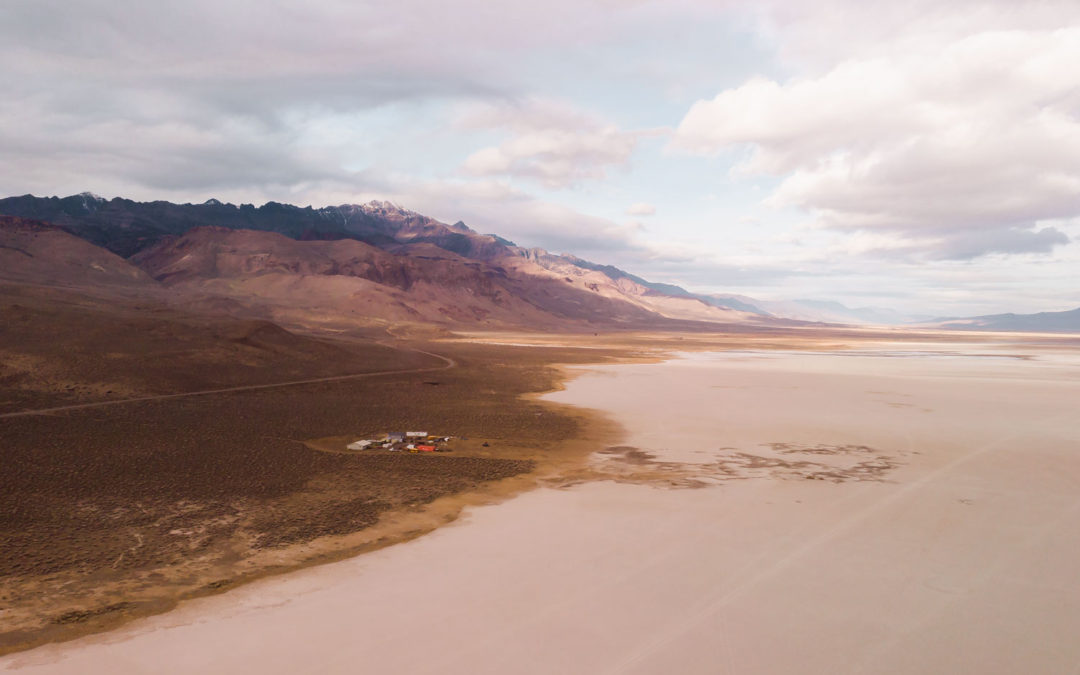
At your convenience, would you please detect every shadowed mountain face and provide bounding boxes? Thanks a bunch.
[0,194,774,331]
[0,193,511,259]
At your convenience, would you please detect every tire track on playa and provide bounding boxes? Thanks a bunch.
[0,347,455,419]
[850,494,1080,675]
[601,407,1079,675]
[400,452,907,673]
[400,538,687,675]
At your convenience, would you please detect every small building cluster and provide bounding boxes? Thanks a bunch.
[347,431,454,453]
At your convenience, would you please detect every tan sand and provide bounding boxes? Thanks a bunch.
[4,340,1080,674]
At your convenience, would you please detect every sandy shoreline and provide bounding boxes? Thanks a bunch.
[5,338,1080,673]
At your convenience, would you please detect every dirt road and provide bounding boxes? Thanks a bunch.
[0,347,454,419]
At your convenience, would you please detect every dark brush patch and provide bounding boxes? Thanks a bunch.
[51,602,133,625]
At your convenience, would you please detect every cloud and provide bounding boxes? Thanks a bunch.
[743,0,1080,71]
[459,99,640,188]
[461,128,637,188]
[0,91,375,201]
[625,202,656,216]
[932,226,1069,260]
[674,12,1080,260]
[0,0,707,200]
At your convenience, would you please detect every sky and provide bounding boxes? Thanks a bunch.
[2,0,1079,316]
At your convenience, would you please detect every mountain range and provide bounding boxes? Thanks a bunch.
[0,194,776,332]
[1,193,1076,333]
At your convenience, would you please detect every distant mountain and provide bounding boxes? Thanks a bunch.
[696,294,769,315]
[0,194,783,331]
[935,307,1080,333]
[694,294,931,325]
[510,249,764,325]
[761,299,926,325]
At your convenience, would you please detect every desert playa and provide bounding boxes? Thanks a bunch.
[4,335,1080,674]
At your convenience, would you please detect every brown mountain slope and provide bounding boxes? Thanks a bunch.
[0,216,155,290]
[502,250,762,324]
[130,227,662,329]
[131,226,413,288]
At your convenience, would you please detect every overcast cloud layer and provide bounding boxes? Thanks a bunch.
[2,0,1078,315]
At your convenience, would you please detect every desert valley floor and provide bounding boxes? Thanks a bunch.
[4,332,1080,674]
